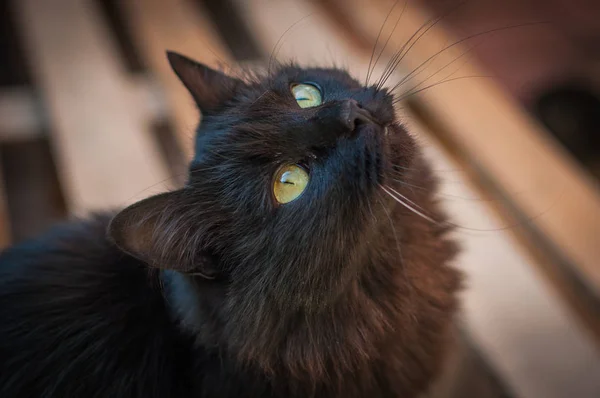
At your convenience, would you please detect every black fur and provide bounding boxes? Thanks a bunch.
[0,53,461,397]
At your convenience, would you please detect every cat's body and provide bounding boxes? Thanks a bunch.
[0,54,461,398]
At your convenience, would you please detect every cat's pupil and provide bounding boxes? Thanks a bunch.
[291,83,323,108]
[273,164,309,204]
[281,172,296,184]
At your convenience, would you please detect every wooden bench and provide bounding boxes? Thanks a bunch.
[0,0,229,238]
[0,0,231,212]
[13,0,170,213]
[1,0,598,396]
[119,0,231,160]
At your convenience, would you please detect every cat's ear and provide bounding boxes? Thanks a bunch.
[108,190,217,279]
[167,51,241,113]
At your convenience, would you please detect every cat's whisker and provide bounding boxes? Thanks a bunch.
[376,10,438,90]
[366,0,406,86]
[376,0,466,90]
[391,177,509,202]
[366,0,396,85]
[187,272,216,280]
[391,39,476,93]
[381,185,438,224]
[267,13,315,79]
[389,21,548,96]
[367,194,377,226]
[393,75,491,103]
[388,163,462,174]
[375,190,402,261]
[384,185,425,212]
[376,190,416,302]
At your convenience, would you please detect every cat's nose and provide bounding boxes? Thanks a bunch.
[339,99,375,131]
[310,99,377,141]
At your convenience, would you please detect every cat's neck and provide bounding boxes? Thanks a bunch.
[160,208,459,396]
[161,271,203,334]
[161,270,227,348]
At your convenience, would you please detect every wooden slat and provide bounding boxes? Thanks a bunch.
[329,0,600,299]
[0,80,169,143]
[0,87,41,141]
[232,1,600,397]
[14,0,170,213]
[0,139,68,242]
[233,0,371,73]
[120,0,231,159]
[406,114,600,398]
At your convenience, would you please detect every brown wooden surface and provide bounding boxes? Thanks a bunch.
[0,87,41,141]
[0,139,67,242]
[2,0,598,395]
[0,80,168,143]
[14,0,170,213]
[121,0,231,160]
[406,110,600,398]
[328,0,600,300]
[407,100,600,339]
[429,326,512,398]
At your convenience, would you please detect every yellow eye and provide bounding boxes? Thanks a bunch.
[273,164,309,204]
[291,83,322,108]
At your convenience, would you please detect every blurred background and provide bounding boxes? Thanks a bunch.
[0,0,598,397]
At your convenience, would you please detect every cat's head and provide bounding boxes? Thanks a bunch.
[110,52,415,304]
[108,53,459,385]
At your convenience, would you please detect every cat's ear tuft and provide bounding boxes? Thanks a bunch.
[167,51,241,113]
[108,190,217,278]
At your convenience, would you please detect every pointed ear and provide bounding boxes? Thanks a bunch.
[167,51,241,113]
[108,190,216,278]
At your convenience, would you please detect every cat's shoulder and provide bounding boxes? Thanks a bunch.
[0,213,147,297]
[0,214,188,397]
[1,213,120,269]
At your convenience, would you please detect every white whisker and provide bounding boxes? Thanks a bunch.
[381,185,438,224]
[384,185,425,211]
[376,190,403,262]
[376,190,416,302]
[187,272,216,280]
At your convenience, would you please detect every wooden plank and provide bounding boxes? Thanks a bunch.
[407,113,600,398]
[233,0,371,73]
[0,139,68,242]
[231,1,600,397]
[14,0,170,213]
[429,326,512,398]
[409,100,600,337]
[0,80,168,143]
[324,0,600,299]
[0,87,41,141]
[120,0,231,159]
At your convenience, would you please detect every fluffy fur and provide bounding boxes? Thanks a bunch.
[0,53,461,397]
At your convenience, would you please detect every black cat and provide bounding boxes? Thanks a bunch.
[0,52,461,397]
